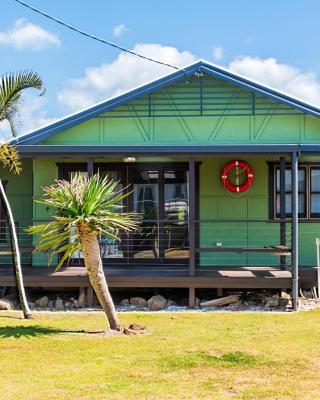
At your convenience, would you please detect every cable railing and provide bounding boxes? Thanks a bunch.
[0,218,295,270]
[196,219,292,269]
[0,219,33,266]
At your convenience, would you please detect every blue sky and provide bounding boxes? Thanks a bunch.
[1,0,320,136]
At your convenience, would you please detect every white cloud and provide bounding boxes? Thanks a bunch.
[0,93,57,138]
[19,93,57,132]
[228,56,320,106]
[0,19,60,51]
[58,43,196,112]
[113,24,126,37]
[213,46,224,61]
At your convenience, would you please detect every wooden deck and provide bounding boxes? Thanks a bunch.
[1,265,317,307]
[0,265,294,289]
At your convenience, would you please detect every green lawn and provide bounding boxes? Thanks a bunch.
[0,310,320,400]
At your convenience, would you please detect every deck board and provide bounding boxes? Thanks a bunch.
[0,265,294,289]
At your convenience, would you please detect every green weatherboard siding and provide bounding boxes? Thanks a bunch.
[41,75,320,146]
[0,159,33,265]
[28,155,320,268]
[5,73,320,268]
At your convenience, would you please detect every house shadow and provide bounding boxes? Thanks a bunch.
[0,325,105,338]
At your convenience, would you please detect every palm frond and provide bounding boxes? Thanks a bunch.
[0,143,22,174]
[28,173,140,269]
[0,70,45,137]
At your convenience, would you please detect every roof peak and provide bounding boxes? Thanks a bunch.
[12,59,320,145]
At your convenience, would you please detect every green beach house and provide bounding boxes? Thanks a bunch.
[2,60,320,308]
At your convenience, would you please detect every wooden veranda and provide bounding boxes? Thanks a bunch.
[0,265,297,307]
[0,145,304,309]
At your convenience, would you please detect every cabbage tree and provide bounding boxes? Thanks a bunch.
[28,173,138,331]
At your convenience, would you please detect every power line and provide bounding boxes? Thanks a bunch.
[13,0,185,72]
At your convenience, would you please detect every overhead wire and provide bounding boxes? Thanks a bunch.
[13,0,186,73]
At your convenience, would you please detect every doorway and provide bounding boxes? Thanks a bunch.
[58,162,191,265]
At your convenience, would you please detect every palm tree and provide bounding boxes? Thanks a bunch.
[28,173,138,331]
[0,70,45,319]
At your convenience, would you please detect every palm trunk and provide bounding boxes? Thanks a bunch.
[79,223,121,331]
[0,179,32,319]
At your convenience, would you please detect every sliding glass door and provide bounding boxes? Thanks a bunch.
[130,165,189,264]
[58,162,190,265]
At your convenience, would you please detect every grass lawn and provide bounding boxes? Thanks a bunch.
[0,310,320,400]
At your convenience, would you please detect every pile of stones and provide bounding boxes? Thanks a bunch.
[1,289,320,312]
[0,291,88,312]
[119,295,172,311]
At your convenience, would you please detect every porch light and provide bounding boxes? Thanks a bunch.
[123,156,136,163]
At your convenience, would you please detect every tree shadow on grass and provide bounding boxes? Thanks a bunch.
[0,314,24,320]
[0,326,106,338]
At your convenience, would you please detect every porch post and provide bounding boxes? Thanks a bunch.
[87,157,94,177]
[280,157,286,269]
[291,152,299,310]
[188,157,196,308]
[188,157,196,277]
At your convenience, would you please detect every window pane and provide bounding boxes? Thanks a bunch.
[132,170,159,259]
[276,169,305,192]
[311,169,320,192]
[276,194,305,215]
[164,170,189,259]
[311,194,320,216]
[276,170,292,192]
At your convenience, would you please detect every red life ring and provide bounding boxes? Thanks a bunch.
[221,160,254,193]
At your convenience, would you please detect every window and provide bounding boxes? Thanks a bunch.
[310,168,320,218]
[270,163,320,220]
[274,167,306,218]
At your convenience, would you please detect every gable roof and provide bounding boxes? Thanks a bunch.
[11,59,320,146]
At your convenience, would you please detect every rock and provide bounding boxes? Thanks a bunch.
[265,295,280,308]
[48,300,54,310]
[64,301,73,309]
[147,295,167,311]
[120,299,130,306]
[123,328,138,336]
[128,323,146,331]
[130,297,147,308]
[281,292,291,300]
[35,296,49,308]
[278,297,290,308]
[54,297,65,311]
[166,299,176,308]
[73,300,80,308]
[78,290,87,308]
[0,299,12,310]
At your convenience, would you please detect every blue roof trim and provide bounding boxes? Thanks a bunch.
[199,65,320,117]
[12,60,320,146]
